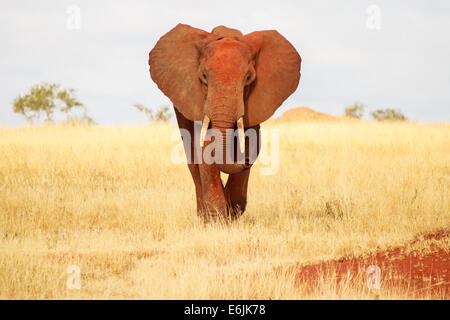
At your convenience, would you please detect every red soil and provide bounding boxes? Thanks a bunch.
[291,230,449,299]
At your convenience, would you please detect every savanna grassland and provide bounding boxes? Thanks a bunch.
[0,121,449,299]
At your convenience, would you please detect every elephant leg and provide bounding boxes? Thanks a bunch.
[223,124,259,218]
[175,108,228,221]
[224,168,251,218]
[187,163,205,215]
[174,108,205,215]
[198,159,229,222]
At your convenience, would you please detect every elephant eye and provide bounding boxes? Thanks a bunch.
[245,72,252,83]
[202,72,207,84]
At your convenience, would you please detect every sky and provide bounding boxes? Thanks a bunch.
[1,0,449,126]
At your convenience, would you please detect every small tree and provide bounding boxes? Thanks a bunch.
[154,106,172,122]
[344,102,366,119]
[371,108,407,121]
[133,104,172,123]
[13,83,94,124]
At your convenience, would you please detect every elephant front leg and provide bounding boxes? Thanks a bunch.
[174,108,206,216]
[198,162,229,222]
[223,124,258,219]
[186,164,205,215]
[224,168,251,219]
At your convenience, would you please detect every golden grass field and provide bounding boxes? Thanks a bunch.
[0,120,449,299]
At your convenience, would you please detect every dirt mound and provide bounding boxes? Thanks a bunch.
[288,230,450,299]
[270,107,355,123]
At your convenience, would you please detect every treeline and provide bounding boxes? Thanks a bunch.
[12,82,172,125]
[12,83,408,125]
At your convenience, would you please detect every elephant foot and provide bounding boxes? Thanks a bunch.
[199,208,229,224]
[200,206,245,224]
[196,203,245,224]
[228,205,245,220]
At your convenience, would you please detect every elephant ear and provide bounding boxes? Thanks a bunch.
[149,24,219,121]
[243,30,301,127]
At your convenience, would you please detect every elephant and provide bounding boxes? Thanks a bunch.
[148,24,301,222]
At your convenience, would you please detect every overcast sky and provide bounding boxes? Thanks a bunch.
[1,0,449,126]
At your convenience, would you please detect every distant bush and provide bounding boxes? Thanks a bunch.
[13,83,95,124]
[133,104,172,123]
[344,102,366,119]
[64,114,97,126]
[371,109,407,121]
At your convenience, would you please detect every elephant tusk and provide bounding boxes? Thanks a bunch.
[200,115,210,147]
[237,117,245,154]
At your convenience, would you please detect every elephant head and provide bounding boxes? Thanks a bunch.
[149,24,301,174]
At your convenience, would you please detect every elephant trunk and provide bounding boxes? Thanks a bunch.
[201,106,249,174]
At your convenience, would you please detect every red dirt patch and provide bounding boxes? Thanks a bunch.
[290,230,450,299]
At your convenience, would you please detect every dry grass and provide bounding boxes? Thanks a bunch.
[0,121,449,299]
